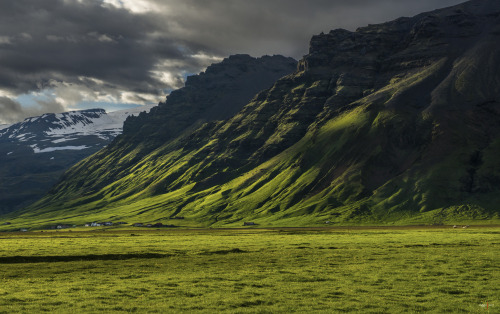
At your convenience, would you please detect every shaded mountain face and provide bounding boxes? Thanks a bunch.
[14,0,500,227]
[123,54,298,143]
[0,107,153,214]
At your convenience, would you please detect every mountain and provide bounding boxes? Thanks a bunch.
[10,0,500,228]
[0,106,154,214]
[0,54,297,220]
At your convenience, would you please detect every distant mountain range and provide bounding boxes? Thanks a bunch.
[4,0,500,229]
[0,105,154,214]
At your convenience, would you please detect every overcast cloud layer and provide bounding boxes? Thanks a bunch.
[0,0,465,123]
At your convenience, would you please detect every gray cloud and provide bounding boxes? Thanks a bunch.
[0,0,465,123]
[148,0,466,57]
[0,0,182,95]
[0,96,65,124]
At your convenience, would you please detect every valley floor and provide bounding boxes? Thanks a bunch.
[0,227,498,313]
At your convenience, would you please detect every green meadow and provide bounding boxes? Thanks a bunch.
[0,227,498,313]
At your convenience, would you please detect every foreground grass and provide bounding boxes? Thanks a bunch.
[0,227,498,313]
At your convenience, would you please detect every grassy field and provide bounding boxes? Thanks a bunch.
[0,226,498,313]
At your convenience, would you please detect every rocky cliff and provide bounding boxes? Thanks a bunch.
[123,54,297,142]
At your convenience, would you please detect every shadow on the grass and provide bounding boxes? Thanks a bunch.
[0,253,172,263]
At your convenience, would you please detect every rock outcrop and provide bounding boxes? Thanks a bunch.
[123,54,297,143]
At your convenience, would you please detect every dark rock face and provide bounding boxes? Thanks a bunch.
[123,54,297,143]
[20,0,500,225]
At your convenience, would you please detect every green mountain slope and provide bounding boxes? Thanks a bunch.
[7,0,500,228]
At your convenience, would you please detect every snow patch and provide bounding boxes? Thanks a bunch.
[52,137,77,144]
[44,105,155,138]
[16,134,35,142]
[32,145,89,153]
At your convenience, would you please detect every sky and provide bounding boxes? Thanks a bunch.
[0,0,465,124]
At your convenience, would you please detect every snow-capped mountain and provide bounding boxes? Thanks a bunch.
[0,105,154,214]
[0,105,154,154]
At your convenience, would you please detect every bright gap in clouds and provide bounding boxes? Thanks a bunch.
[13,82,159,120]
[101,0,159,13]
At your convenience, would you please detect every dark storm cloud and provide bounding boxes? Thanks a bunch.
[150,0,466,58]
[0,0,192,96]
[0,0,465,123]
